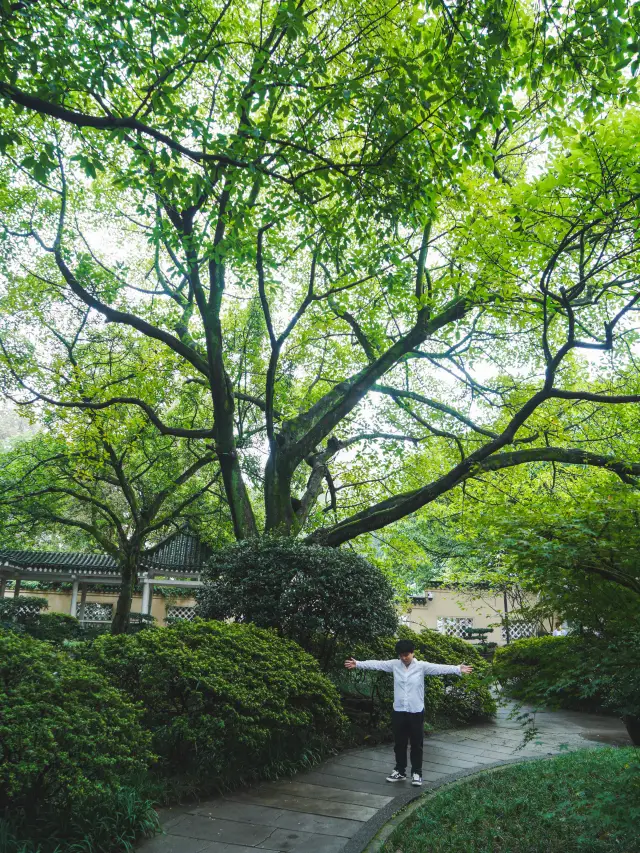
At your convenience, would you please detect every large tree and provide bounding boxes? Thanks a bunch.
[1,0,640,547]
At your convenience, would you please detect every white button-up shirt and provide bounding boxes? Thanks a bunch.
[355,658,462,712]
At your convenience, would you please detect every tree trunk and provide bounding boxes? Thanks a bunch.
[112,553,138,635]
[264,448,297,535]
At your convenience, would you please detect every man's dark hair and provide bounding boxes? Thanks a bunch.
[395,639,415,655]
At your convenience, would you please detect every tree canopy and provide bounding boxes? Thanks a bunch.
[1,0,640,549]
[0,392,229,630]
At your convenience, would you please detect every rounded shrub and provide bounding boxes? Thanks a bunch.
[197,538,398,669]
[80,619,348,794]
[27,611,82,643]
[0,630,156,852]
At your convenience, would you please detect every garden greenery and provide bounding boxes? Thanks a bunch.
[385,747,640,853]
[197,538,398,669]
[493,633,640,744]
[0,595,82,642]
[79,619,348,795]
[0,631,157,852]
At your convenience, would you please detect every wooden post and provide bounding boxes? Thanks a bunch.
[78,583,88,621]
[13,578,21,598]
[503,589,511,645]
[0,576,7,599]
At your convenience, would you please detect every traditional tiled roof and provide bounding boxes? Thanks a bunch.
[0,531,209,579]
[149,530,212,569]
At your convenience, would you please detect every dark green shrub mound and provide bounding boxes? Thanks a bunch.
[80,619,348,794]
[0,631,156,853]
[0,595,48,630]
[27,611,82,642]
[335,627,495,742]
[0,596,82,643]
[197,538,398,669]
[493,635,589,708]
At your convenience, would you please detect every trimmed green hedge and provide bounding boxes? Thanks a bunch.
[80,619,348,795]
[334,627,495,741]
[0,595,82,643]
[0,630,157,852]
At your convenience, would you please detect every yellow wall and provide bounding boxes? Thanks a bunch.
[5,586,535,643]
[402,588,538,645]
[2,587,197,626]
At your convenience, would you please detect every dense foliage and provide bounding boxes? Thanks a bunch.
[493,636,592,709]
[336,627,495,740]
[80,619,347,795]
[386,748,640,853]
[1,0,640,555]
[494,634,640,744]
[0,595,82,642]
[198,538,398,668]
[0,631,157,852]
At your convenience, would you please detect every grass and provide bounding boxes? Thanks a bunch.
[385,747,640,853]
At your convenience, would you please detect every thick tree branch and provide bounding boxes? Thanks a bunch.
[280,296,472,467]
[309,446,640,546]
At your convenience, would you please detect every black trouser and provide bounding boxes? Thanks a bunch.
[392,710,424,775]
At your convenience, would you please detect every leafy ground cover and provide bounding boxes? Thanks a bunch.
[385,748,640,853]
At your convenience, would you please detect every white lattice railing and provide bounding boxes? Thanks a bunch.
[166,605,197,622]
[436,617,474,639]
[502,621,538,641]
[77,602,113,621]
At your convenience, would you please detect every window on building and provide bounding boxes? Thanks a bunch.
[436,617,474,639]
[166,605,197,622]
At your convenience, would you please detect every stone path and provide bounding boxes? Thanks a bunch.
[141,704,631,853]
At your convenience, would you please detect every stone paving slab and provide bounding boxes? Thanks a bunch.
[229,792,377,822]
[140,705,631,853]
[168,815,275,846]
[257,828,348,853]
[191,803,286,825]
[263,781,392,809]
[294,770,398,797]
[274,811,362,838]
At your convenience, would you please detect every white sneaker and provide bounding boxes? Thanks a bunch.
[386,770,406,782]
[411,773,422,786]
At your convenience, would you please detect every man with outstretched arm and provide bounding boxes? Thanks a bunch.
[345,639,473,787]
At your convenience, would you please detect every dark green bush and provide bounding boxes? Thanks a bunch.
[0,596,82,644]
[593,630,640,743]
[28,611,82,642]
[494,632,640,743]
[493,635,601,711]
[197,538,398,669]
[0,630,157,852]
[334,627,495,742]
[0,595,48,632]
[80,619,348,795]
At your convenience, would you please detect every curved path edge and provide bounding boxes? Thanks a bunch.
[347,755,553,853]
